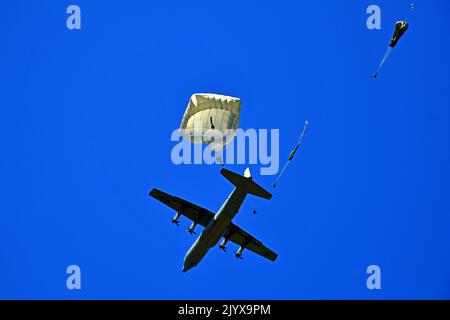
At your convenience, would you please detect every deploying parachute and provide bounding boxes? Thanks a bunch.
[180,93,241,152]
[389,20,409,48]
[372,20,409,78]
[272,120,309,188]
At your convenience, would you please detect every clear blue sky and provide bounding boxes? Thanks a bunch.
[1,0,450,299]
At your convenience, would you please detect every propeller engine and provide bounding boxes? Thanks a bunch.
[219,238,229,252]
[187,222,197,235]
[235,246,245,260]
[172,212,181,226]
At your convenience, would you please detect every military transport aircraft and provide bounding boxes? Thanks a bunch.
[149,168,278,272]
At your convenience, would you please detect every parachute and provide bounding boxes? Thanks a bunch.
[180,93,241,152]
[389,20,409,48]
[372,20,409,78]
[272,120,309,188]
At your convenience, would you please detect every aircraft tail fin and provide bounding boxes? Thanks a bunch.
[220,168,272,200]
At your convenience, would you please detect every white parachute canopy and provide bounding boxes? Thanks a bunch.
[180,93,241,151]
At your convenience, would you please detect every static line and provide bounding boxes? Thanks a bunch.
[378,46,393,72]
[373,46,393,78]
[272,120,309,188]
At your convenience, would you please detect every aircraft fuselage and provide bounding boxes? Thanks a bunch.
[182,187,247,272]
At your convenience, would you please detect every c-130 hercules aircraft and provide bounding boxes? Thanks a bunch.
[149,168,278,272]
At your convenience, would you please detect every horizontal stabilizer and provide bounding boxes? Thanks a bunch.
[220,168,272,200]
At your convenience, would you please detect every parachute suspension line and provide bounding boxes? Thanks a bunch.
[295,120,309,147]
[272,120,309,188]
[376,46,393,74]
[272,159,291,189]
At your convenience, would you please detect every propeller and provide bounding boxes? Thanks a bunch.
[187,221,198,235]
[235,253,244,260]
[235,246,245,260]
[172,212,182,226]
[219,238,229,252]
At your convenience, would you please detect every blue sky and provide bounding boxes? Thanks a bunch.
[1,0,450,299]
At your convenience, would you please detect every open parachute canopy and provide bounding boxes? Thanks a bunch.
[180,93,242,150]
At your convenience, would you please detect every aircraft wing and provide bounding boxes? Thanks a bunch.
[227,223,278,262]
[149,188,214,227]
[150,188,277,261]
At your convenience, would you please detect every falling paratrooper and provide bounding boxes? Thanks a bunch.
[371,20,409,78]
